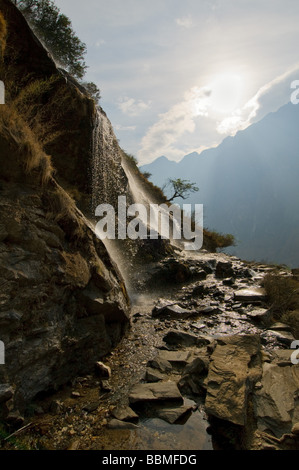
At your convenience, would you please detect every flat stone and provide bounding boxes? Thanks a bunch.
[163,330,211,348]
[273,350,294,366]
[156,350,192,367]
[267,330,295,347]
[145,368,165,383]
[152,303,196,319]
[269,322,293,333]
[246,308,272,324]
[156,405,193,424]
[234,287,267,302]
[111,406,139,423]
[129,381,183,405]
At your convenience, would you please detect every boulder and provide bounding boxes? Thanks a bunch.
[254,362,299,438]
[205,335,262,426]
[215,261,235,279]
[129,381,183,405]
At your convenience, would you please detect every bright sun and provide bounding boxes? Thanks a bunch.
[209,73,243,114]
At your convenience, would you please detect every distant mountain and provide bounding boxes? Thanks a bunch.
[140,102,299,267]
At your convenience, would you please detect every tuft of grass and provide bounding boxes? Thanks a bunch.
[0,104,53,184]
[202,228,236,252]
[0,12,6,57]
[262,273,299,316]
[45,185,86,242]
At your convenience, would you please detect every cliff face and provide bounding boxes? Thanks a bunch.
[0,0,130,415]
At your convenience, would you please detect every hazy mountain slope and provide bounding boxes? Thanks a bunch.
[141,103,299,267]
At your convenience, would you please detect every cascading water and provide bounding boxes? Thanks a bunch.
[91,109,128,211]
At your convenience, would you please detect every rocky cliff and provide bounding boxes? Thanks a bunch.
[0,0,130,418]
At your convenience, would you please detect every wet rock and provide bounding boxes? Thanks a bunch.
[205,335,262,426]
[129,381,183,405]
[269,322,293,333]
[234,287,267,303]
[152,303,196,319]
[198,306,221,315]
[111,406,139,423]
[95,362,111,379]
[145,368,165,383]
[148,357,172,373]
[254,362,299,438]
[178,357,210,396]
[156,405,193,424]
[154,350,192,368]
[223,277,235,286]
[0,385,14,404]
[100,380,112,393]
[245,308,273,325]
[5,411,25,427]
[266,330,295,347]
[82,402,100,413]
[200,259,217,274]
[163,330,211,348]
[107,419,139,430]
[215,261,235,279]
[192,270,207,281]
[192,284,208,298]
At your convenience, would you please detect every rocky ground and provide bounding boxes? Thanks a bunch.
[1,249,299,451]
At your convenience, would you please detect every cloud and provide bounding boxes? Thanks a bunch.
[118,96,152,117]
[137,87,211,164]
[175,15,193,29]
[216,64,299,135]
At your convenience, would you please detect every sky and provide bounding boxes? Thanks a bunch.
[55,0,299,164]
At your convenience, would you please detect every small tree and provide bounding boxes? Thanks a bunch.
[15,0,87,79]
[142,171,152,180]
[164,178,199,202]
[82,81,101,104]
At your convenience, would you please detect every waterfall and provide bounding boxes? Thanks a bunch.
[91,109,128,211]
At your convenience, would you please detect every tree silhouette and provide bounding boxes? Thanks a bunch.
[164,178,199,202]
[15,0,87,79]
